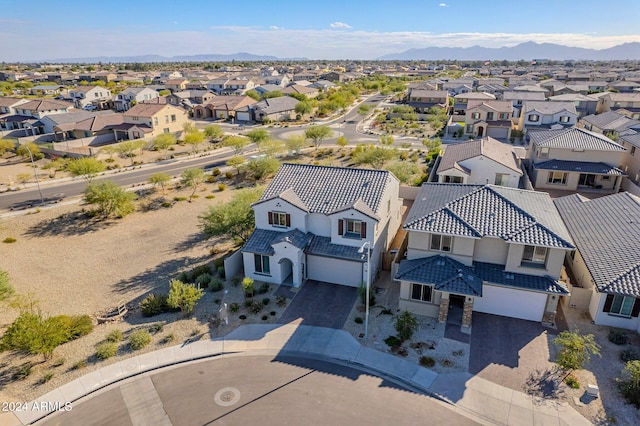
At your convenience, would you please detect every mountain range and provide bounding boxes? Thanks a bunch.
[376,42,640,61]
[40,52,306,63]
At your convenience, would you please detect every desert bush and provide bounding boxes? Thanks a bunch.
[384,335,403,348]
[218,183,226,191]
[129,330,152,350]
[209,278,224,292]
[149,322,164,334]
[229,303,239,313]
[66,315,94,339]
[565,375,580,389]
[161,334,175,344]
[258,283,270,294]
[355,317,363,324]
[105,330,123,343]
[52,358,65,367]
[3,237,17,244]
[15,363,33,380]
[395,311,419,341]
[190,264,211,281]
[195,273,212,289]
[71,359,87,370]
[217,266,225,279]
[239,315,247,320]
[225,171,234,180]
[622,348,640,363]
[276,295,287,307]
[167,279,205,317]
[250,301,264,314]
[262,297,270,306]
[419,356,435,368]
[262,315,268,321]
[609,329,628,345]
[140,293,170,317]
[95,342,117,359]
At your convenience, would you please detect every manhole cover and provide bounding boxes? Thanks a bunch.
[214,387,241,407]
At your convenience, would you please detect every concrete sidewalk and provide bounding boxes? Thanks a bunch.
[1,324,591,426]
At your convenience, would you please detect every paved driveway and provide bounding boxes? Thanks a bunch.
[469,312,557,392]
[278,280,357,329]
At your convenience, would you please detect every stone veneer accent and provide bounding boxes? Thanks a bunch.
[542,311,556,326]
[462,298,474,328]
[438,298,450,323]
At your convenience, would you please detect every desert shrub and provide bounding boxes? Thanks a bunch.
[15,363,33,380]
[622,348,640,363]
[212,168,221,176]
[167,279,204,317]
[3,237,17,244]
[619,360,640,407]
[384,335,402,348]
[209,278,224,292]
[214,257,225,268]
[276,295,287,307]
[217,266,225,279]
[258,283,270,294]
[218,183,226,191]
[225,171,233,179]
[270,311,276,316]
[195,273,212,289]
[67,315,94,339]
[206,175,216,183]
[419,356,435,368]
[229,303,240,313]
[609,329,628,345]
[161,334,175,344]
[261,315,268,321]
[190,264,211,280]
[231,276,242,287]
[52,358,65,367]
[177,271,189,282]
[149,322,164,334]
[239,314,247,320]
[129,330,152,350]
[105,330,123,343]
[173,196,188,202]
[95,342,117,359]
[355,317,363,324]
[262,298,270,306]
[140,293,170,317]
[71,359,87,370]
[250,301,264,314]
[565,375,580,389]
[205,194,215,199]
[161,201,172,208]
[395,311,419,341]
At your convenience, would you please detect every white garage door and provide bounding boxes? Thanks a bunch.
[236,111,251,122]
[473,285,547,322]
[487,127,509,139]
[307,255,362,287]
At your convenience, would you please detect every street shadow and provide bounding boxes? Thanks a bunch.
[523,366,565,399]
[23,211,116,238]
[171,231,208,253]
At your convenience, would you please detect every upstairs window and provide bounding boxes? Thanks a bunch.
[268,211,290,228]
[430,234,452,252]
[539,147,550,159]
[559,115,570,123]
[521,245,547,268]
[338,219,366,239]
[528,114,540,122]
[486,112,494,120]
[471,112,480,119]
[499,112,509,120]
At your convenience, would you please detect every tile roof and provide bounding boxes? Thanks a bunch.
[256,163,395,218]
[305,236,367,262]
[503,91,547,101]
[523,101,577,115]
[404,184,574,249]
[18,99,73,111]
[621,132,640,148]
[252,96,299,114]
[528,127,626,151]
[581,111,640,132]
[242,228,314,256]
[123,103,175,117]
[555,192,640,297]
[534,160,625,175]
[436,137,522,175]
[395,256,569,296]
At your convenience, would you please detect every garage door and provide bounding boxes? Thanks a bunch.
[236,111,251,122]
[306,255,362,287]
[473,285,547,322]
[487,127,509,139]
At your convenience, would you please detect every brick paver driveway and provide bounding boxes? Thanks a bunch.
[278,280,358,329]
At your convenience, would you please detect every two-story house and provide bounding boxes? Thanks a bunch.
[518,101,578,132]
[167,90,217,111]
[192,96,256,120]
[164,79,189,92]
[464,100,512,139]
[527,127,626,193]
[502,91,546,119]
[555,192,640,331]
[436,137,522,187]
[221,78,256,95]
[548,94,599,118]
[579,111,640,140]
[596,92,640,114]
[395,183,574,328]
[68,86,112,109]
[405,89,449,113]
[618,132,640,190]
[114,87,159,112]
[242,164,402,287]
[453,92,495,117]
[119,103,188,139]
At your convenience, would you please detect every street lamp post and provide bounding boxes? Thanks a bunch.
[358,241,371,341]
[23,144,45,206]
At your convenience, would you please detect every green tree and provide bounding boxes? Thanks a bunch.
[295,100,314,117]
[257,139,285,157]
[284,135,307,155]
[84,180,137,219]
[152,133,176,157]
[149,172,171,193]
[352,145,397,169]
[0,312,68,361]
[0,270,14,303]
[385,162,421,184]
[223,135,249,154]
[16,173,31,188]
[184,131,205,153]
[199,186,263,243]
[117,140,147,166]
[204,124,224,142]
[16,142,43,160]
[245,157,280,181]
[395,311,419,342]
[180,168,205,201]
[42,157,68,178]
[0,139,15,155]
[305,125,333,150]
[166,279,204,317]
[182,122,197,134]
[380,134,394,146]
[245,128,271,145]
[422,137,442,154]
[553,330,601,375]
[245,89,260,101]
[66,157,106,183]
[336,135,349,148]
[357,104,372,116]
[227,155,246,175]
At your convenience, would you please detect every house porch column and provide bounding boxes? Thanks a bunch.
[438,293,450,323]
[614,176,622,192]
[461,296,474,330]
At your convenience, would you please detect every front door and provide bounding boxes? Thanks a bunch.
[477,126,484,137]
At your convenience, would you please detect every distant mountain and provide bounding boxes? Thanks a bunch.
[39,52,307,63]
[376,42,640,61]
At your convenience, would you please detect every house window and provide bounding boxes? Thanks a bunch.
[632,146,636,156]
[171,114,176,122]
[465,124,473,133]
[411,283,433,303]
[528,114,540,122]
[132,116,139,121]
[539,147,550,159]
[165,115,169,124]
[547,171,568,185]
[153,117,158,126]
[605,295,635,317]
[430,234,452,252]
[268,211,290,228]
[443,175,464,184]
[521,245,547,267]
[486,112,494,120]
[494,173,509,186]
[346,219,362,237]
[559,116,570,123]
[254,254,271,275]
[471,112,480,119]
[163,128,170,134]
[499,112,509,120]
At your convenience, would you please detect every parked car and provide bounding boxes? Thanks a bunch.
[83,105,97,111]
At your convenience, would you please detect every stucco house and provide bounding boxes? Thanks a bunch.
[502,91,546,119]
[596,92,640,114]
[436,137,522,187]
[619,133,640,189]
[526,127,626,193]
[118,103,188,139]
[555,192,640,331]
[579,111,640,140]
[463,100,512,139]
[548,94,599,117]
[242,164,402,287]
[406,89,449,113]
[114,87,159,112]
[250,96,300,122]
[395,183,574,328]
[192,96,256,120]
[453,92,496,117]
[68,86,112,108]
[518,101,578,132]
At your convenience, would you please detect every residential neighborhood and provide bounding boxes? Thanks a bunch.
[3,11,640,425]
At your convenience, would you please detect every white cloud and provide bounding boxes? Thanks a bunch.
[439,3,448,6]
[269,25,284,30]
[330,22,352,29]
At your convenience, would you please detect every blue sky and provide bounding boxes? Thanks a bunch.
[1,0,640,61]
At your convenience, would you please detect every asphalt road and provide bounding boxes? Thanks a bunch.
[40,355,480,426]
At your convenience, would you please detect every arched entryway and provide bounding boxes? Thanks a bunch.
[279,258,294,285]
[477,126,484,137]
